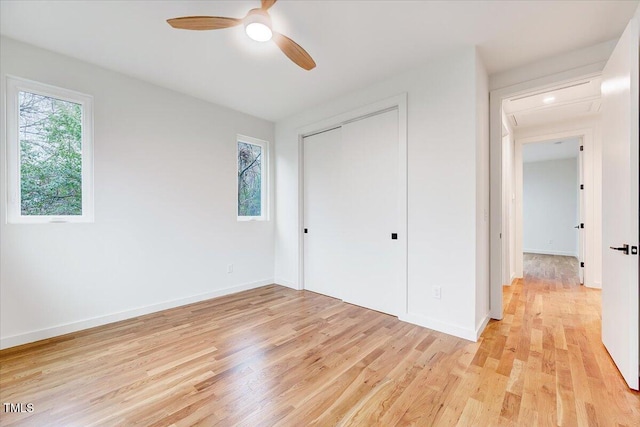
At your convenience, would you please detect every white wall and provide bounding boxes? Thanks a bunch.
[523,158,578,257]
[489,39,616,91]
[0,37,275,348]
[475,52,490,333]
[514,116,602,287]
[275,47,490,341]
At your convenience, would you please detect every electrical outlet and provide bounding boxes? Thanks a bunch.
[227,264,233,274]
[433,286,441,299]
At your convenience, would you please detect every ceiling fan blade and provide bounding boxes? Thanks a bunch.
[167,16,241,31]
[272,32,316,70]
[261,0,277,10]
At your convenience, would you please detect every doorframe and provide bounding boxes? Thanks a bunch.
[514,129,595,286]
[296,93,408,314]
[489,66,604,319]
[501,112,516,287]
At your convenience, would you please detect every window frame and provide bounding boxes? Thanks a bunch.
[237,134,268,221]
[5,76,94,224]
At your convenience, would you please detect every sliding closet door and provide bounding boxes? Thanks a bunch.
[303,127,344,300]
[339,109,401,316]
[303,109,401,316]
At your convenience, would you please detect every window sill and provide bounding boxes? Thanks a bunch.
[7,216,94,224]
[237,216,267,222]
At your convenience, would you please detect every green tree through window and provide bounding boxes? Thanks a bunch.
[19,91,83,216]
[237,141,262,217]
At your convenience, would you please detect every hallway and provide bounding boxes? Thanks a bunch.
[495,253,640,425]
[523,253,581,285]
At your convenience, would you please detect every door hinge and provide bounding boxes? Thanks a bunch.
[304,228,308,234]
[580,223,584,229]
[580,262,584,268]
[580,145,584,151]
[580,184,584,190]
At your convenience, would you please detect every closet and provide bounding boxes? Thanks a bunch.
[303,108,402,316]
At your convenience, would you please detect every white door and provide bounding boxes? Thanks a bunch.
[339,109,401,316]
[601,17,639,390]
[303,127,344,300]
[303,109,402,316]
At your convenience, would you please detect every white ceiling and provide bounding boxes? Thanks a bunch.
[1,1,637,121]
[523,137,581,163]
[503,77,602,129]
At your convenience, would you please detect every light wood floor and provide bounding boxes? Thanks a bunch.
[1,255,639,426]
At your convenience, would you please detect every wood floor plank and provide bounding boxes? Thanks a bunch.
[1,256,639,426]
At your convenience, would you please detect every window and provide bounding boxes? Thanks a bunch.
[237,135,268,220]
[6,76,94,223]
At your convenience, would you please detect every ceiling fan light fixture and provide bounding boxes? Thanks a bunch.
[244,11,272,42]
[167,1,316,70]
[246,22,272,42]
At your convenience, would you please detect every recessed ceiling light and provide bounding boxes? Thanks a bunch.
[543,96,556,104]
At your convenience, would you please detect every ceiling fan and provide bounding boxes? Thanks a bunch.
[167,0,316,71]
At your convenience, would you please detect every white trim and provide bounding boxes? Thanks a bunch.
[296,93,408,316]
[0,279,273,350]
[5,75,94,224]
[489,66,603,320]
[514,128,594,286]
[296,95,406,137]
[274,277,298,290]
[501,125,514,287]
[297,130,305,291]
[524,249,579,257]
[400,313,478,342]
[475,314,491,341]
[237,134,269,221]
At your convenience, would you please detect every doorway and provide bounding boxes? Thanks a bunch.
[489,70,605,320]
[490,17,639,389]
[518,137,583,282]
[497,76,601,293]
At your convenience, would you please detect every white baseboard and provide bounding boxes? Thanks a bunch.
[274,277,299,290]
[475,314,491,340]
[399,313,478,342]
[524,249,578,258]
[585,281,602,289]
[510,273,517,284]
[0,279,272,350]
